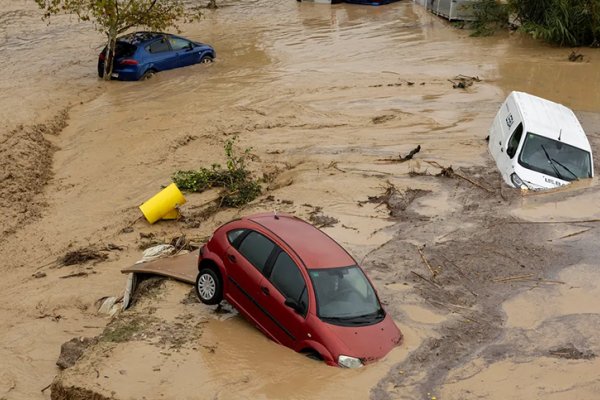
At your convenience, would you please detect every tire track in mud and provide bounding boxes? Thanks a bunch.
[366,166,577,399]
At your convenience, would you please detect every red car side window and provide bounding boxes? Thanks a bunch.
[226,229,246,246]
[270,252,306,300]
[237,231,275,273]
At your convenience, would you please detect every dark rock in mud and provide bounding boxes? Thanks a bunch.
[56,337,98,370]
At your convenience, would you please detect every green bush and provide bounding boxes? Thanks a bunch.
[470,0,510,37]
[511,0,600,46]
[467,0,600,46]
[172,137,261,208]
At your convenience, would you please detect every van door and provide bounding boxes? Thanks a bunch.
[498,122,524,183]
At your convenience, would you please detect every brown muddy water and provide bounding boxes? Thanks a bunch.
[1,0,600,399]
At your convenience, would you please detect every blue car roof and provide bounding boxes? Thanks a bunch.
[117,32,165,46]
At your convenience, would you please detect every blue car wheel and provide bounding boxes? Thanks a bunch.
[200,55,214,64]
[141,69,156,80]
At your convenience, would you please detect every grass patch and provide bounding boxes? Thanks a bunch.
[172,136,261,208]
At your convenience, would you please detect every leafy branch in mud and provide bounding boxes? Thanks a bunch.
[172,136,262,208]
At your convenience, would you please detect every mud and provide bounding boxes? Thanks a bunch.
[1,0,600,399]
[0,110,68,238]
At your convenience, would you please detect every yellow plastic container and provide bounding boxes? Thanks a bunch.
[161,209,181,220]
[139,183,186,224]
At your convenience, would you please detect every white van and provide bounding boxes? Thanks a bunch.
[488,91,594,190]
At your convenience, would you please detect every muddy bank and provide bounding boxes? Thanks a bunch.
[51,279,417,400]
[0,110,69,238]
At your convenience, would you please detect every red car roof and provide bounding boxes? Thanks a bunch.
[245,213,356,270]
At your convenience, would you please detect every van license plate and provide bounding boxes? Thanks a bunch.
[111,72,119,78]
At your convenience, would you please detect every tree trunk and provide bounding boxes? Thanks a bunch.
[103,28,118,81]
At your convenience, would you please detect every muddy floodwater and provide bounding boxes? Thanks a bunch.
[1,0,600,399]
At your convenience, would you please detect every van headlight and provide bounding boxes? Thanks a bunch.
[338,355,363,368]
[510,173,529,190]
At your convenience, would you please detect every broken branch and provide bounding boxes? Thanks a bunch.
[377,145,421,163]
[424,160,494,193]
[411,271,441,288]
[417,246,439,279]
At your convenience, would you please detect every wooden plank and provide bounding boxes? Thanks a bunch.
[121,252,198,284]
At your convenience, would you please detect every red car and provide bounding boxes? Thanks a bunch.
[195,213,403,367]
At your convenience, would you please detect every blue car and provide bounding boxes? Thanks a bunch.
[98,32,216,81]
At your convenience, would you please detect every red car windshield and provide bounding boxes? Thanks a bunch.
[309,266,383,326]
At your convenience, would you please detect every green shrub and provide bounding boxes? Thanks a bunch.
[172,137,262,208]
[471,0,510,37]
[511,0,600,46]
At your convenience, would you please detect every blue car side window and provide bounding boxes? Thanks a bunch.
[146,39,171,54]
[169,37,192,51]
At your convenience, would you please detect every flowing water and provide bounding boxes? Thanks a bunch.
[1,0,599,399]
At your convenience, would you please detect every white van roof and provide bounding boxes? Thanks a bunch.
[510,91,591,152]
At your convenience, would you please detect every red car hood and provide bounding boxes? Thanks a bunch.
[325,314,402,363]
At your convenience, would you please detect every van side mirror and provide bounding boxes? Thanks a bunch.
[284,298,305,314]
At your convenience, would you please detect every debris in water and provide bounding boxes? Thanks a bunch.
[361,182,429,217]
[59,271,89,279]
[568,51,584,62]
[60,247,108,266]
[170,235,200,252]
[378,145,421,163]
[309,207,339,228]
[372,114,396,124]
[97,296,121,316]
[549,344,595,360]
[425,160,495,193]
[448,74,481,89]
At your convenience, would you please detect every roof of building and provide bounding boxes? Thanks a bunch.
[246,213,356,269]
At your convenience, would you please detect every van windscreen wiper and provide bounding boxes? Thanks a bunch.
[541,144,565,180]
[550,157,578,181]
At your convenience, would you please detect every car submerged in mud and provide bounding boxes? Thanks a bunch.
[195,213,403,367]
[98,32,215,81]
[489,91,594,190]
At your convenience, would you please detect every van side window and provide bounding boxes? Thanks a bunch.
[507,123,523,159]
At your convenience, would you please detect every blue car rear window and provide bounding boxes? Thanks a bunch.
[115,42,136,57]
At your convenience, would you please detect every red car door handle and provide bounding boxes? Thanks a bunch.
[228,254,236,263]
[261,286,270,296]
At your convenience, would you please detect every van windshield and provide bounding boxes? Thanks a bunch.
[518,132,592,181]
[309,266,384,326]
